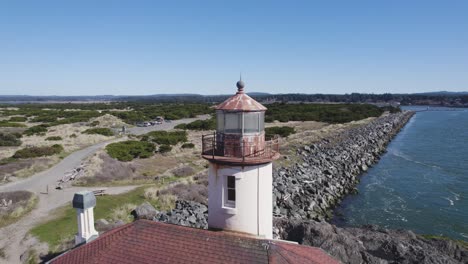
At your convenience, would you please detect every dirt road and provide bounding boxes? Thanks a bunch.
[0,115,210,263]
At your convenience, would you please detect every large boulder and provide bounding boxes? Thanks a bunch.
[132,202,159,220]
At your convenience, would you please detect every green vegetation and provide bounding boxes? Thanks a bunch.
[109,103,212,123]
[158,144,172,153]
[0,121,26,127]
[0,132,22,146]
[106,140,156,161]
[8,116,27,122]
[421,234,468,250]
[24,125,49,136]
[381,105,402,113]
[82,127,114,136]
[265,103,384,123]
[0,103,214,128]
[28,110,104,126]
[175,118,215,130]
[12,144,64,159]
[0,191,37,228]
[89,120,100,126]
[70,133,77,138]
[265,126,296,138]
[30,115,57,123]
[181,142,195,149]
[143,130,187,146]
[45,136,62,141]
[30,184,178,250]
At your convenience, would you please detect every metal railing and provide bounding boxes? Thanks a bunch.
[202,132,279,162]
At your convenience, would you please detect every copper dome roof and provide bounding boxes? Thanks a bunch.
[215,80,267,112]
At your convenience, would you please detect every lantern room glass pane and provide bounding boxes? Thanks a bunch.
[224,113,241,133]
[244,112,260,133]
[259,112,265,131]
[216,111,224,132]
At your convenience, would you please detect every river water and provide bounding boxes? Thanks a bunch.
[332,106,468,241]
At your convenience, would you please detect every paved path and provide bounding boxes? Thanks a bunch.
[0,115,210,263]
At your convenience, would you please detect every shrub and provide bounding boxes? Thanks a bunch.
[265,103,384,123]
[45,136,62,141]
[89,121,100,127]
[144,131,187,146]
[30,116,57,123]
[175,118,215,131]
[0,132,22,146]
[82,128,114,136]
[158,144,172,153]
[8,116,27,122]
[0,121,26,127]
[181,143,195,149]
[70,133,77,138]
[265,126,295,138]
[171,165,196,177]
[160,183,207,204]
[106,140,155,161]
[12,144,63,159]
[381,105,401,113]
[24,125,49,136]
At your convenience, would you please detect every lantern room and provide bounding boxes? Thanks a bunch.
[202,80,279,165]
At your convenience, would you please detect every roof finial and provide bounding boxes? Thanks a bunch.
[236,74,245,93]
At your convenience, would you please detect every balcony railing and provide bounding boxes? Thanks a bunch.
[202,132,280,164]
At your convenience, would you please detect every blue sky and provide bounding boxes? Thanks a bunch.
[0,1,467,95]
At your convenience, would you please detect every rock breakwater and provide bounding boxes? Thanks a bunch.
[273,111,414,220]
[274,218,468,264]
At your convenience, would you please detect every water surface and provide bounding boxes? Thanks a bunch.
[333,107,468,241]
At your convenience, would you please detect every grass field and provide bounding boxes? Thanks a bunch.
[29,180,179,251]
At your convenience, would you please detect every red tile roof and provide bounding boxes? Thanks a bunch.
[51,220,339,264]
[216,91,267,112]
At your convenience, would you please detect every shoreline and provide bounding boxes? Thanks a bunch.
[272,111,468,263]
[273,111,415,221]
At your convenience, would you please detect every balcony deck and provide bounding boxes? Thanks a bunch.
[201,133,280,165]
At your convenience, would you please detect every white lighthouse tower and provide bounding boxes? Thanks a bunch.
[202,79,280,239]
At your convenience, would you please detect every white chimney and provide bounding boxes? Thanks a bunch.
[72,191,99,245]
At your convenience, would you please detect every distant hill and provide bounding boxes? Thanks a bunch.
[414,91,468,96]
[0,91,467,107]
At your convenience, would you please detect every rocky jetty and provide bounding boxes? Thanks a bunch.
[273,111,414,220]
[274,218,468,264]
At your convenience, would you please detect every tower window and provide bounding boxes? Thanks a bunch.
[225,175,236,207]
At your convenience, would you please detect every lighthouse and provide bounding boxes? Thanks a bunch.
[202,79,280,239]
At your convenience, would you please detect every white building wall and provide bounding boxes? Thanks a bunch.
[208,162,273,239]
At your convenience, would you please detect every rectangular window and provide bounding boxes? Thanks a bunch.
[224,113,241,133]
[216,111,224,132]
[225,175,236,207]
[259,112,265,132]
[244,112,259,133]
